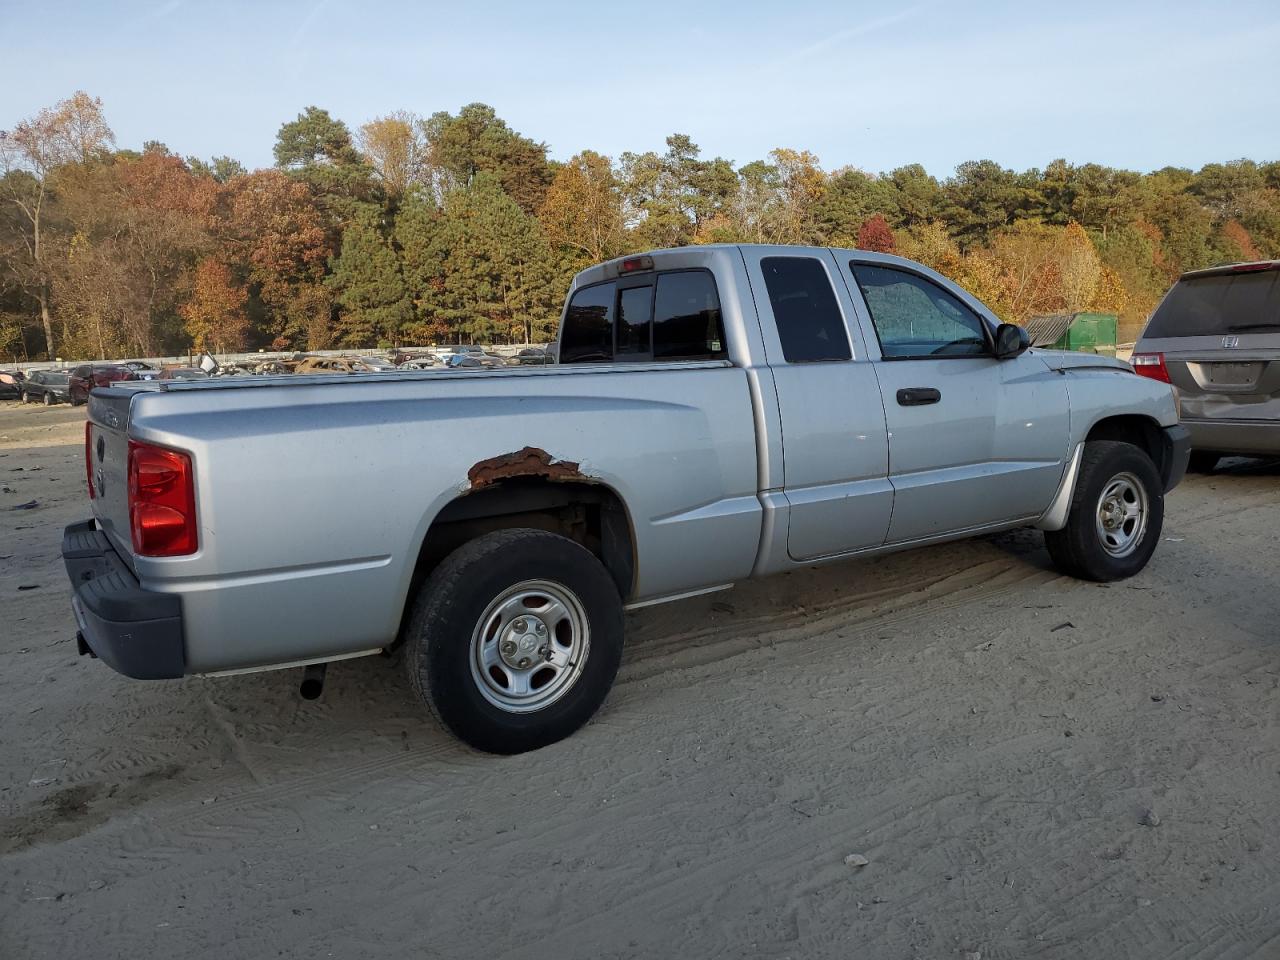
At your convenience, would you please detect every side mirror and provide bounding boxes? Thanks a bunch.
[994,323,1031,360]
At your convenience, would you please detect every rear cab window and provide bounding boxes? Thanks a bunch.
[1144,268,1280,339]
[759,257,851,362]
[560,269,726,364]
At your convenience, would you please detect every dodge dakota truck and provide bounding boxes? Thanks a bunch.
[64,244,1189,753]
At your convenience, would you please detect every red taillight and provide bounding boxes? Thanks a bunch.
[1130,352,1171,384]
[85,422,95,500]
[127,440,197,556]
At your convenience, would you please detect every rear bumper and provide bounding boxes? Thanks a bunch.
[1182,418,1280,457]
[63,519,185,679]
[1161,424,1191,492]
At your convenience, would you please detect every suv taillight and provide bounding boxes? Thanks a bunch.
[1130,352,1170,383]
[85,422,95,500]
[127,440,198,556]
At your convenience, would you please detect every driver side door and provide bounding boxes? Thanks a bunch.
[841,259,1070,544]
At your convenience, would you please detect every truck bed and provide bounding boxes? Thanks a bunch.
[88,359,764,673]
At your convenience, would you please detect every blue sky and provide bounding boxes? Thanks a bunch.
[3,0,1278,177]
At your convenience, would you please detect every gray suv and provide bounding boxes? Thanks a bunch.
[1132,261,1280,470]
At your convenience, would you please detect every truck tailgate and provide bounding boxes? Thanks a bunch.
[86,391,136,564]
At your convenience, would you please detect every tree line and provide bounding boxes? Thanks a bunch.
[3,91,1278,361]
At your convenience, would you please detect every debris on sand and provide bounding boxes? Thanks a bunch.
[10,499,38,510]
[1139,809,1161,828]
[844,853,870,868]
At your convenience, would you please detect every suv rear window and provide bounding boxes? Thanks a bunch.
[1144,269,1280,339]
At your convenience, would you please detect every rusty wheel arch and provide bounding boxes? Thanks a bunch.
[397,453,637,645]
[466,447,585,491]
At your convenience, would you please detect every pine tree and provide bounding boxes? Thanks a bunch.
[327,207,412,346]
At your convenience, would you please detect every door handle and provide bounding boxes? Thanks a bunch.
[896,387,941,406]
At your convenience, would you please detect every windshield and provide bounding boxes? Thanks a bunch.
[1144,269,1280,338]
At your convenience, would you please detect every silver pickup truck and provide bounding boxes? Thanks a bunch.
[64,244,1189,753]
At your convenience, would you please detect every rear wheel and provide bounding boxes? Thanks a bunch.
[20,391,30,404]
[1187,452,1221,473]
[1045,440,1164,582]
[404,528,624,754]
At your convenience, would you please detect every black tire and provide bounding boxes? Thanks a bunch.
[1187,451,1220,473]
[404,528,624,754]
[42,391,53,406]
[1044,440,1164,582]
[20,392,29,404]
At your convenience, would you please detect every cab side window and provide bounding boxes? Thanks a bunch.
[653,271,726,359]
[560,281,616,363]
[851,264,989,359]
[760,257,851,363]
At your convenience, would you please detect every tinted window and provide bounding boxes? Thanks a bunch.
[654,272,726,359]
[616,285,652,358]
[560,282,615,363]
[1144,270,1280,339]
[73,366,90,378]
[760,257,851,362]
[852,264,988,358]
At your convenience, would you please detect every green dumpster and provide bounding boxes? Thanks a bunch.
[1050,313,1118,356]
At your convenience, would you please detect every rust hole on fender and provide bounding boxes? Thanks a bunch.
[467,447,584,491]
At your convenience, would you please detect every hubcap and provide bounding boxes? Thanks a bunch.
[469,579,589,713]
[1094,472,1148,558]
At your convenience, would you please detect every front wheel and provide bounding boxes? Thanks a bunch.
[1045,440,1164,582]
[404,528,624,754]
[20,392,30,404]
[42,392,53,406]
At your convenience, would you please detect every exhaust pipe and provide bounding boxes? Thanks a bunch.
[299,663,327,700]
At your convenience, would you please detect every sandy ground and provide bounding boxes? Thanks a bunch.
[1,400,1277,960]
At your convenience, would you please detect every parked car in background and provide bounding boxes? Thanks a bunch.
[21,369,72,405]
[398,357,438,370]
[253,359,295,375]
[433,345,486,364]
[443,353,485,369]
[66,243,1187,755]
[0,369,24,401]
[294,356,398,375]
[69,364,135,405]
[159,367,209,381]
[122,361,159,382]
[511,347,550,366]
[1132,260,1280,470]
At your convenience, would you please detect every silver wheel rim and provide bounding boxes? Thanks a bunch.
[1095,471,1148,558]
[469,579,590,714]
